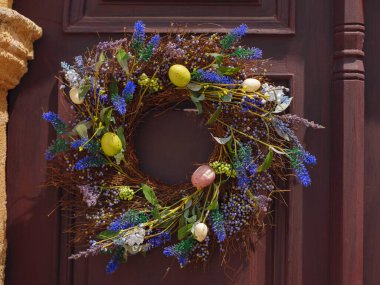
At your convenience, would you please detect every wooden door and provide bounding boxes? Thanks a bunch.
[5,0,364,284]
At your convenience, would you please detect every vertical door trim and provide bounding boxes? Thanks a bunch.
[331,0,364,284]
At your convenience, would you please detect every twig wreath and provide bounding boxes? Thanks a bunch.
[43,21,323,273]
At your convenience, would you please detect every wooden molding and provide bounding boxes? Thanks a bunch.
[63,0,295,34]
[331,0,365,284]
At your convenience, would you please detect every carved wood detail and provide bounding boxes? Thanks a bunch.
[101,0,261,4]
[331,0,365,284]
[63,0,295,34]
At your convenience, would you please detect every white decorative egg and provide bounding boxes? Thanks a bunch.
[242,78,261,92]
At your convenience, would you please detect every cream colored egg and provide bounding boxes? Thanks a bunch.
[242,78,261,92]
[69,88,84,104]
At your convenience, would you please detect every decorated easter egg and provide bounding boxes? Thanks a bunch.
[101,132,122,156]
[168,64,191,87]
[191,165,216,189]
[192,222,208,242]
[69,87,84,104]
[242,78,261,92]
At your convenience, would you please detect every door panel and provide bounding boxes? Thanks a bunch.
[6,0,332,284]
[364,0,380,284]
[63,0,294,34]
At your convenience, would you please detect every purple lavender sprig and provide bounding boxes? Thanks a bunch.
[78,185,101,207]
[42,111,67,134]
[280,114,325,129]
[45,138,68,160]
[71,139,100,154]
[193,70,235,84]
[74,155,106,171]
[145,231,171,250]
[122,81,136,102]
[68,243,102,260]
[220,24,248,51]
[111,95,127,115]
[106,247,124,274]
[287,147,316,187]
[209,209,226,242]
[131,20,146,53]
[234,144,253,190]
[254,195,272,212]
[163,238,197,267]
[108,210,149,232]
[234,47,263,59]
[139,34,160,61]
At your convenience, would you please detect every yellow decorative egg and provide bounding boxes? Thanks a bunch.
[168,64,191,87]
[69,88,84,104]
[242,78,261,92]
[101,132,122,156]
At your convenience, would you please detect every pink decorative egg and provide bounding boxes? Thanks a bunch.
[191,165,216,188]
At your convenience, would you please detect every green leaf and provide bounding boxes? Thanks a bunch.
[114,152,124,165]
[226,138,234,155]
[117,126,126,150]
[207,199,219,211]
[211,134,232,145]
[187,207,197,223]
[97,230,119,240]
[206,105,222,125]
[109,80,118,97]
[257,149,273,172]
[177,224,193,240]
[74,123,88,139]
[184,208,190,220]
[78,84,91,100]
[116,48,130,73]
[151,206,160,219]
[100,107,113,130]
[190,93,205,102]
[247,189,255,200]
[190,95,203,114]
[178,215,186,229]
[269,146,287,155]
[187,83,202,92]
[209,53,223,66]
[218,66,241,76]
[141,184,160,207]
[221,93,232,102]
[273,97,293,114]
[94,52,105,72]
[184,199,192,210]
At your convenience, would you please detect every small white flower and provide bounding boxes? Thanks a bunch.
[262,83,289,105]
[64,69,82,88]
[124,227,145,246]
[124,244,143,255]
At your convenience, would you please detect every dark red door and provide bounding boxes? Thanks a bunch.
[6,0,365,284]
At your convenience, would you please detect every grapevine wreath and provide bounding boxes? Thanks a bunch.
[43,21,323,273]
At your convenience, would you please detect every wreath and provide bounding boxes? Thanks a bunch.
[43,21,323,273]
